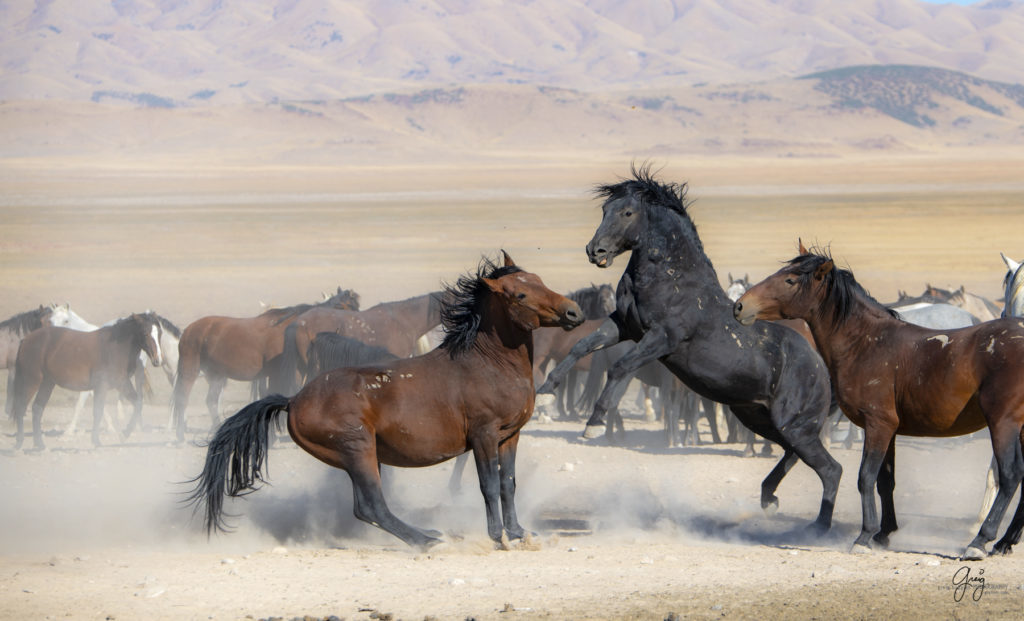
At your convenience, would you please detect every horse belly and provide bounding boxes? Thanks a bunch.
[895,393,986,437]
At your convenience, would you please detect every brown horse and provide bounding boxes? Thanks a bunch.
[271,291,444,394]
[186,252,583,548]
[172,289,359,441]
[734,244,1024,559]
[11,312,164,450]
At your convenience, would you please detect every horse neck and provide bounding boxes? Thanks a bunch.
[803,289,899,367]
[105,320,145,359]
[470,299,534,374]
[631,206,727,300]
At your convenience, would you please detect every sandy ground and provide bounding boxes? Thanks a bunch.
[2,157,1024,619]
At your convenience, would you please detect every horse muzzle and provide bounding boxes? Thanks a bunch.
[733,300,758,326]
[586,243,615,268]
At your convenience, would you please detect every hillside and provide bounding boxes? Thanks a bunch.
[2,0,1024,104]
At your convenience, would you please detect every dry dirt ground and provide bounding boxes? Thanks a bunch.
[1,156,1024,620]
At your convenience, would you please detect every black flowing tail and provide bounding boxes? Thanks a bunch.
[184,394,290,535]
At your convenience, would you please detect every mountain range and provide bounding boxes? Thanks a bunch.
[2,0,1023,162]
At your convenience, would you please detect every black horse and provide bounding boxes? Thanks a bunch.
[537,165,841,532]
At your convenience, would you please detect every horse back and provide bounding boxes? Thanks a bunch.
[18,326,104,391]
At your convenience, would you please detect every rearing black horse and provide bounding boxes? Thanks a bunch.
[538,165,841,531]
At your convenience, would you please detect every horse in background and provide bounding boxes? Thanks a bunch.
[1,306,56,416]
[306,333,399,379]
[11,313,164,450]
[186,252,583,548]
[271,292,444,395]
[1001,253,1024,317]
[172,289,359,441]
[735,245,1024,559]
[61,312,183,438]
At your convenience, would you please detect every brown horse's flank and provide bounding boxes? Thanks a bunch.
[186,253,583,548]
[734,247,1024,559]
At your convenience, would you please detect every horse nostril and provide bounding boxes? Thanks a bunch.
[566,308,580,320]
[734,302,743,313]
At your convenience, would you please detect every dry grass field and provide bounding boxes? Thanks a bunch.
[2,154,1024,619]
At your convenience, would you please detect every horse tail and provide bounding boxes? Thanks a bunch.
[184,393,290,535]
[270,323,302,395]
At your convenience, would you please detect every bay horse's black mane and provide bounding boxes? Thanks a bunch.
[0,306,49,336]
[440,256,523,358]
[788,250,898,328]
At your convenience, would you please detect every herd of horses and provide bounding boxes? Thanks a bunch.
[4,166,1024,560]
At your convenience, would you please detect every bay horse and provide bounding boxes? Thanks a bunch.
[172,289,359,441]
[271,291,444,395]
[536,165,841,533]
[1,305,55,416]
[734,245,1024,559]
[11,313,164,450]
[186,252,583,548]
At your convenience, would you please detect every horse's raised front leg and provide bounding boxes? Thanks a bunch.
[584,328,672,440]
[536,317,620,395]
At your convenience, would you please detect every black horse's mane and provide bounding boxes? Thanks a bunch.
[594,163,710,262]
[789,249,898,328]
[440,256,523,358]
[0,306,49,336]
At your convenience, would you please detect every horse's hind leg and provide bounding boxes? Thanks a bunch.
[347,457,442,549]
[965,421,1024,559]
[205,376,227,428]
[29,378,56,451]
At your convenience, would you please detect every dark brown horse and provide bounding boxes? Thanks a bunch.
[187,253,583,548]
[734,244,1024,559]
[271,291,444,394]
[11,312,164,450]
[172,289,359,441]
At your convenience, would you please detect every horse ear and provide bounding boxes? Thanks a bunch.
[798,239,808,255]
[1001,252,1022,273]
[813,260,834,281]
[744,273,749,282]
[728,272,734,283]
[500,250,516,267]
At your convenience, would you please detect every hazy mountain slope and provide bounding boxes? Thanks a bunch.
[2,0,1023,103]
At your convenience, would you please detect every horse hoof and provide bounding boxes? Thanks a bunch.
[850,542,873,555]
[762,498,779,517]
[534,393,555,408]
[961,545,987,561]
[581,424,604,439]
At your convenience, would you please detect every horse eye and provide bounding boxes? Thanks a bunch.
[624,210,633,217]
[785,278,796,285]
[516,292,526,300]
